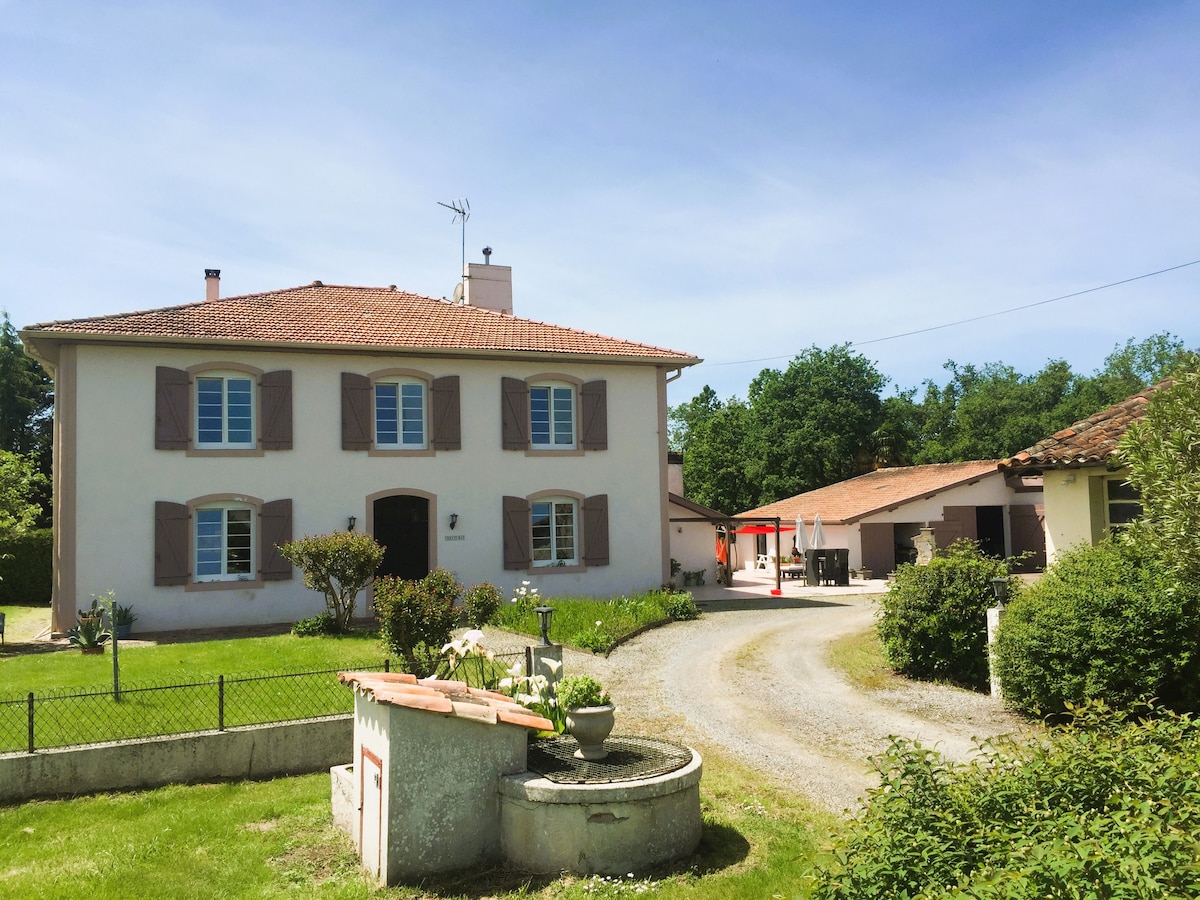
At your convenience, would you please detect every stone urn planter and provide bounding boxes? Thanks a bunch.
[565,704,616,760]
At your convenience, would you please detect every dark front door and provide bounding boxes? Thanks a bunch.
[373,494,430,580]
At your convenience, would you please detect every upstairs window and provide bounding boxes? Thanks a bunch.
[501,377,606,452]
[196,374,255,447]
[530,384,575,449]
[342,372,459,453]
[375,380,426,448]
[195,505,254,580]
[155,366,291,453]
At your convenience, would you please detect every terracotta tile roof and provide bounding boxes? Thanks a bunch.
[1002,382,1164,472]
[23,283,697,363]
[737,460,1004,525]
[338,671,554,732]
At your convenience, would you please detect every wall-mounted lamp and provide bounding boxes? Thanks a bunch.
[990,576,1009,609]
[535,605,554,646]
[449,513,458,530]
[347,516,357,532]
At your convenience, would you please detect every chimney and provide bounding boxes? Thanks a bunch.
[204,269,221,302]
[462,249,512,315]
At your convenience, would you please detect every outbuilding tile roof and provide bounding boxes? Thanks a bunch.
[737,460,1004,525]
[24,283,697,363]
[338,671,554,732]
[1002,382,1163,472]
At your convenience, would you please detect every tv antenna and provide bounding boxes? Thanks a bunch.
[437,198,470,271]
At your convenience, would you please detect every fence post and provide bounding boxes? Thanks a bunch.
[383,658,389,672]
[218,675,225,731]
[27,692,35,754]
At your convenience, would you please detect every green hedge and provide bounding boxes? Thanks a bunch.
[0,528,52,604]
[811,703,1200,898]
[995,539,1200,716]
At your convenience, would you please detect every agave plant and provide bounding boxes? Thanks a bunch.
[67,600,111,650]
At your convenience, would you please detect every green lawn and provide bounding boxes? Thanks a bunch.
[0,744,838,899]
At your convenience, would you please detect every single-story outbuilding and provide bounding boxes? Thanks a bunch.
[738,460,1046,575]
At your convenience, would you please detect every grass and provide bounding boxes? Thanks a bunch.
[0,744,839,899]
[493,589,687,653]
[825,622,895,692]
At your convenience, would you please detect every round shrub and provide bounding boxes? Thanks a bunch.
[462,582,503,627]
[876,540,1008,691]
[663,591,700,621]
[291,613,339,637]
[374,568,462,677]
[995,539,1200,716]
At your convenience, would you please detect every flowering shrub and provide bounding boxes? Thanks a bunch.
[438,628,503,690]
[499,658,565,733]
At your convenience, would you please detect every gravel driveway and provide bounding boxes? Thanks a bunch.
[516,588,1029,813]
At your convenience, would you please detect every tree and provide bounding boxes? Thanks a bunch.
[0,312,53,523]
[680,398,752,513]
[278,531,385,632]
[0,450,45,538]
[1117,351,1200,580]
[742,345,886,505]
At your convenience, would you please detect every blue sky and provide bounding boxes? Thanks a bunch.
[3,2,1197,406]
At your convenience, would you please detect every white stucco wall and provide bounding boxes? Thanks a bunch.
[667,502,718,583]
[67,344,668,631]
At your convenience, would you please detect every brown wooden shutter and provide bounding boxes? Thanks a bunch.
[259,370,293,450]
[154,501,190,585]
[503,495,531,570]
[259,499,293,581]
[430,375,461,451]
[341,373,372,451]
[155,367,190,450]
[580,380,608,451]
[582,494,610,567]
[501,377,530,450]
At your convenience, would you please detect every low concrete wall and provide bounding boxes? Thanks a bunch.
[0,716,351,805]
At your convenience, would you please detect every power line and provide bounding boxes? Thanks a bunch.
[701,258,1200,369]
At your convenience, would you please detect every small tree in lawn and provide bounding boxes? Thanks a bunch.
[279,531,385,632]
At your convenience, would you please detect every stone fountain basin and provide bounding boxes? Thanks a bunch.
[498,746,703,875]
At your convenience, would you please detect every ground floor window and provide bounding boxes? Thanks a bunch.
[531,498,577,566]
[1106,478,1142,529]
[195,506,254,580]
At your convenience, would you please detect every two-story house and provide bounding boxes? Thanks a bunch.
[21,266,698,634]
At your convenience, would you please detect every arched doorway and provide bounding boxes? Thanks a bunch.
[372,494,431,580]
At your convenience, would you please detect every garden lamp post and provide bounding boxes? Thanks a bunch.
[990,576,1009,609]
[535,606,554,646]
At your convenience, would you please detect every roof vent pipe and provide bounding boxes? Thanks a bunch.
[482,246,492,265]
[204,269,221,302]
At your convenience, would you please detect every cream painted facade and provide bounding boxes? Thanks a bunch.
[1039,466,1131,563]
[48,342,675,633]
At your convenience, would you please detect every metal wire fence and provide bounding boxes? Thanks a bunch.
[0,650,525,754]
